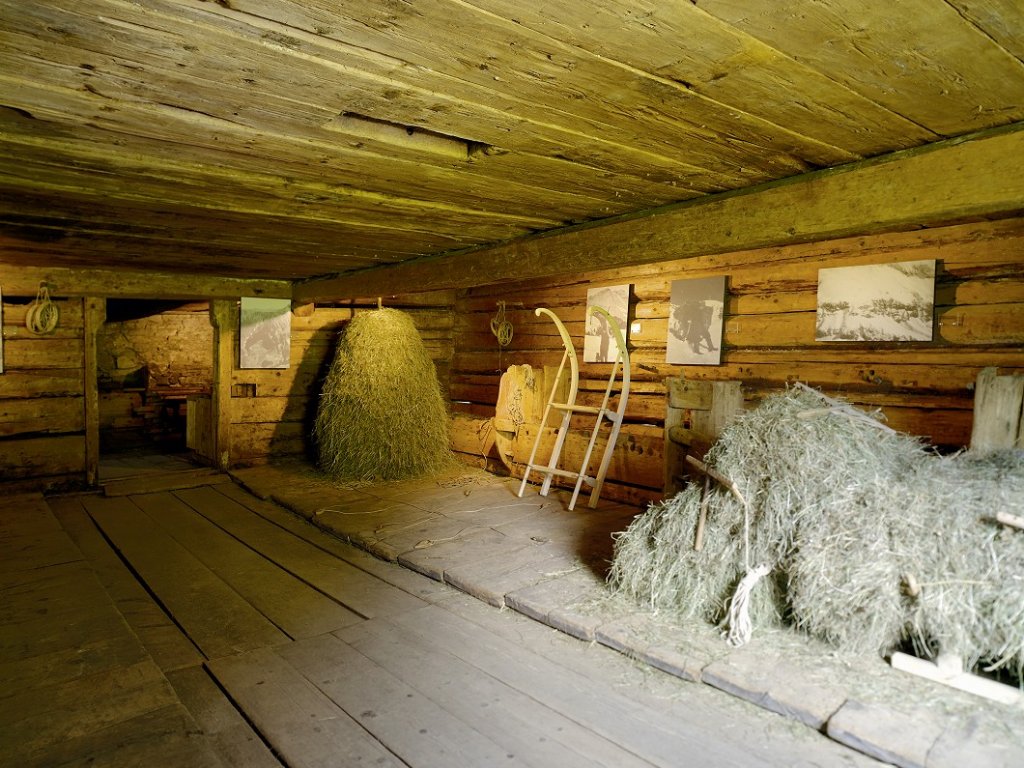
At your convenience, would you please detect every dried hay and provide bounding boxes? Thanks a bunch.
[610,384,1024,677]
[314,308,456,481]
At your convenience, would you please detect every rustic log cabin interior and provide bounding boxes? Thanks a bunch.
[2,1,1023,766]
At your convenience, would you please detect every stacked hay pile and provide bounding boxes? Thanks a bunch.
[609,384,1024,677]
[314,308,455,481]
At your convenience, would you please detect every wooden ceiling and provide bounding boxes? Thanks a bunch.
[1,0,1022,291]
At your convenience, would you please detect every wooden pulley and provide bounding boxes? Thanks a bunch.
[26,282,59,335]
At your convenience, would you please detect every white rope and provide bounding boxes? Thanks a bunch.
[722,476,771,647]
[724,563,771,647]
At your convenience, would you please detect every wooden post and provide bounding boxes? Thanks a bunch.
[83,297,105,486]
[970,367,1024,451]
[210,299,236,470]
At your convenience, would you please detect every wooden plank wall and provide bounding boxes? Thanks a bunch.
[229,293,455,465]
[0,292,86,490]
[450,217,1024,506]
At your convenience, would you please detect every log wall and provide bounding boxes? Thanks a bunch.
[450,217,1024,506]
[228,294,455,465]
[0,293,86,491]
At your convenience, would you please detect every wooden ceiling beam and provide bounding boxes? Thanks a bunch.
[0,264,291,300]
[296,124,1024,301]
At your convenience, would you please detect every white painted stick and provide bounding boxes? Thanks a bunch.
[996,511,1024,531]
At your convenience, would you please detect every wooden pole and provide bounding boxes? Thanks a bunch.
[210,299,235,471]
[83,297,105,486]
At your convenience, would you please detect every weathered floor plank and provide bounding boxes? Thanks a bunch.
[279,634,516,768]
[129,491,363,639]
[167,665,283,768]
[382,601,874,768]
[336,616,654,768]
[175,484,427,618]
[0,492,223,768]
[214,481,454,603]
[207,646,406,768]
[48,495,204,672]
[82,494,289,658]
[438,593,884,767]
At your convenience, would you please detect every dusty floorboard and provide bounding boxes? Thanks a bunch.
[4,457,979,766]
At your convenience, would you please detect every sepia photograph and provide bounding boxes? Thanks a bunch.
[239,297,292,369]
[583,284,630,363]
[667,275,725,365]
[816,260,935,342]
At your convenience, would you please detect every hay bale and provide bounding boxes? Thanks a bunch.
[610,384,1024,671]
[907,450,1024,678]
[314,308,455,481]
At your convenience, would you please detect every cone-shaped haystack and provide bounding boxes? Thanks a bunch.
[314,308,455,481]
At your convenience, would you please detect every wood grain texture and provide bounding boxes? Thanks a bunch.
[2,0,1022,282]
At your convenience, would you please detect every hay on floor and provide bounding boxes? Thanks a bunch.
[314,308,456,482]
[609,384,1024,676]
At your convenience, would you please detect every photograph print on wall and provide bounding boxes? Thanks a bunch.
[667,275,725,365]
[239,297,292,369]
[583,284,630,363]
[816,260,935,342]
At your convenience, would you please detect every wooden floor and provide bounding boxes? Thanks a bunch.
[2,457,886,767]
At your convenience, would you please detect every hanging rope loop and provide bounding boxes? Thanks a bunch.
[490,301,513,347]
[26,282,59,335]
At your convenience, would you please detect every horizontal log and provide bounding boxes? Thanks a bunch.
[0,396,84,437]
[2,337,84,369]
[299,125,1024,298]
[2,299,84,329]
[230,421,308,461]
[0,264,290,300]
[0,369,83,398]
[450,413,663,490]
[0,434,85,479]
[231,395,310,424]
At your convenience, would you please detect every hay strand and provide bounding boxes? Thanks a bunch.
[314,308,456,481]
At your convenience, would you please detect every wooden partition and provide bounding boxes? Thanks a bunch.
[450,217,1024,506]
[0,293,87,491]
[229,293,455,465]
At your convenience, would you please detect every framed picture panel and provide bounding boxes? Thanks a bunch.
[667,275,725,365]
[583,284,630,363]
[816,260,935,342]
[239,297,291,369]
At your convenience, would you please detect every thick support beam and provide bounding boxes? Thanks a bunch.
[83,296,105,486]
[0,265,291,300]
[210,300,236,470]
[296,124,1024,301]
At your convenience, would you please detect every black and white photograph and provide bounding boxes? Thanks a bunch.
[816,260,935,342]
[667,276,725,365]
[583,284,630,363]
[239,297,292,369]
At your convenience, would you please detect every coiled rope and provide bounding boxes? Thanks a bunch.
[25,283,59,335]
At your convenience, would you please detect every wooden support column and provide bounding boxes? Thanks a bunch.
[210,299,236,470]
[83,297,105,486]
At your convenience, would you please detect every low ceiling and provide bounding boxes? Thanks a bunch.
[1,0,1022,288]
